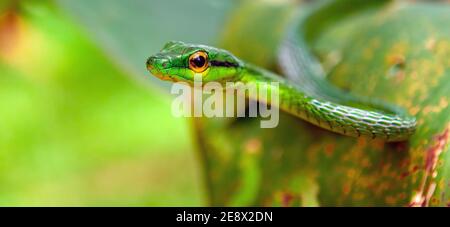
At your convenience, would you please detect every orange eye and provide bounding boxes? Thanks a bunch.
[189,51,209,73]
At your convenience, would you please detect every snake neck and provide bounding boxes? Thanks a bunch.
[239,63,315,118]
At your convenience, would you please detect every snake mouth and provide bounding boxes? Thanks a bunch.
[149,70,177,82]
[146,57,175,82]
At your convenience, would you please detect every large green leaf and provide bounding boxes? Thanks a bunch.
[197,0,450,206]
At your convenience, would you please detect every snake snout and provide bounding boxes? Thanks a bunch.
[146,55,171,71]
[146,56,157,70]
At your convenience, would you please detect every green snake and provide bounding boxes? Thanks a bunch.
[146,1,416,142]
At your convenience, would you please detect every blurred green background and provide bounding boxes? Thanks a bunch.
[0,0,238,206]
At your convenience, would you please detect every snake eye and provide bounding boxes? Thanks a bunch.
[189,51,209,73]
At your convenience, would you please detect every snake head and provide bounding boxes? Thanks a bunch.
[146,41,244,84]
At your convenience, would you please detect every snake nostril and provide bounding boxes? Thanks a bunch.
[147,57,154,65]
[146,57,155,70]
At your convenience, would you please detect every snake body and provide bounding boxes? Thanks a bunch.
[146,1,416,142]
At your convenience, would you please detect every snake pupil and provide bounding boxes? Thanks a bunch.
[191,56,205,68]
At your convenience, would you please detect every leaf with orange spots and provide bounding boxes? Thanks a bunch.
[194,0,450,206]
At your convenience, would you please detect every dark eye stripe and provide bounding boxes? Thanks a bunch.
[210,60,239,68]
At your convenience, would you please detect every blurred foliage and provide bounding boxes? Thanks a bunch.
[0,1,204,205]
[56,0,236,89]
